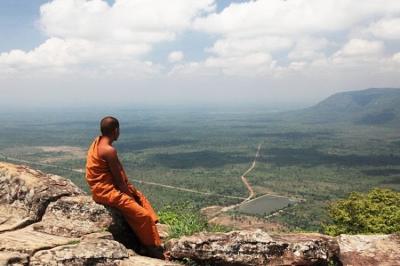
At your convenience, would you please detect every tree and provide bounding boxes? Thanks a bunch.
[323,188,400,236]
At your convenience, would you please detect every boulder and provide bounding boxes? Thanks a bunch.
[166,230,340,266]
[31,194,142,251]
[0,161,176,265]
[32,195,115,238]
[338,234,400,266]
[0,162,83,232]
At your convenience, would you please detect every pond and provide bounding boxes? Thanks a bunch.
[237,194,296,216]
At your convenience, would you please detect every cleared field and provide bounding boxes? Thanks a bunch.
[237,194,296,216]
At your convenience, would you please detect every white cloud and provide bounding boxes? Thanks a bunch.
[0,37,158,78]
[1,0,400,105]
[204,52,274,76]
[168,51,184,63]
[40,0,215,43]
[207,36,293,57]
[0,37,148,67]
[169,52,274,77]
[369,17,400,40]
[182,0,400,76]
[288,37,329,61]
[334,39,384,57]
[0,0,215,76]
[393,52,400,63]
[194,0,400,36]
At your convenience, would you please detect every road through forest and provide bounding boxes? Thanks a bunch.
[1,143,299,218]
[241,143,262,201]
[0,144,262,203]
[215,143,263,215]
[0,152,246,200]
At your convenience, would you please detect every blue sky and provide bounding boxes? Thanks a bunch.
[1,0,400,107]
[0,0,48,51]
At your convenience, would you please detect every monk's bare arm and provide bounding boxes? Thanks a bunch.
[102,147,131,196]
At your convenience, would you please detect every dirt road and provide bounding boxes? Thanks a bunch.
[215,143,262,214]
[0,152,245,200]
[241,143,262,201]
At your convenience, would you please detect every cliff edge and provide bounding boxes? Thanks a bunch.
[0,162,399,266]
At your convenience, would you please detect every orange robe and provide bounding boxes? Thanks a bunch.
[85,136,161,247]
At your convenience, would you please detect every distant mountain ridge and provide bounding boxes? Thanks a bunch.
[296,88,400,125]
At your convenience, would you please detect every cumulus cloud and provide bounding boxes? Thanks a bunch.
[1,0,400,105]
[368,17,400,40]
[168,51,184,63]
[393,52,400,63]
[0,0,214,76]
[40,0,215,42]
[194,0,400,36]
[207,36,293,57]
[169,0,400,77]
[335,39,384,57]
[288,37,329,61]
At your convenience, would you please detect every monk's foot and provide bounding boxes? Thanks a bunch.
[144,245,165,260]
[163,250,172,261]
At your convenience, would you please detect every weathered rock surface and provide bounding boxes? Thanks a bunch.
[2,161,400,266]
[166,230,340,265]
[0,162,83,232]
[0,162,174,266]
[30,235,129,266]
[0,251,29,266]
[338,234,400,266]
[0,225,77,255]
[32,195,114,238]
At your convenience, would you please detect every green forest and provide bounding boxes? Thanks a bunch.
[1,89,399,234]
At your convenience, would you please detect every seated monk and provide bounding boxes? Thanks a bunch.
[85,116,165,259]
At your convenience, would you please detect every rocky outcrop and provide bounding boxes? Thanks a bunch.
[29,233,129,266]
[166,230,340,265]
[0,162,178,266]
[0,163,82,232]
[166,231,400,266]
[338,234,400,266]
[1,161,399,266]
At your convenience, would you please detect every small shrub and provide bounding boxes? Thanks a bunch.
[158,202,230,239]
[323,188,400,236]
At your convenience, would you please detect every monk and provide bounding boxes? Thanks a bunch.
[85,116,165,259]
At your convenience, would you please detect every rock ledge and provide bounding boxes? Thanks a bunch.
[1,162,399,266]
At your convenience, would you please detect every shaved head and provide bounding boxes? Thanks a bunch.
[100,116,119,136]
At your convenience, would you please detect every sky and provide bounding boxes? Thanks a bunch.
[1,0,400,108]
